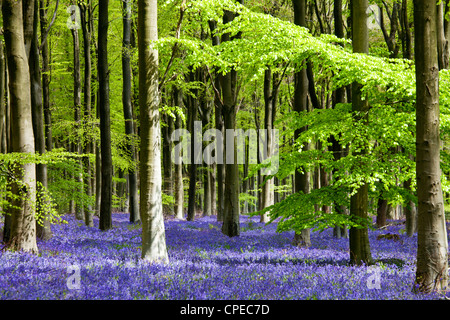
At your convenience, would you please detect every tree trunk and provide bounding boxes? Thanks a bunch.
[80,1,94,227]
[173,87,184,219]
[400,0,412,60]
[71,3,84,221]
[404,170,417,237]
[207,20,225,222]
[39,0,53,152]
[349,0,372,266]
[122,0,139,223]
[3,0,38,253]
[376,198,388,229]
[28,0,52,240]
[437,1,449,70]
[186,71,199,221]
[413,0,449,293]
[260,68,276,222]
[162,111,174,216]
[98,0,112,231]
[292,0,311,247]
[220,8,241,237]
[138,0,169,263]
[201,97,212,217]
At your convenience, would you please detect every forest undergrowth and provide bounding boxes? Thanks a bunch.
[0,213,448,300]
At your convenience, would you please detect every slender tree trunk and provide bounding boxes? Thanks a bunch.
[162,111,174,216]
[437,1,449,70]
[222,95,240,236]
[201,98,212,217]
[404,169,417,237]
[138,0,169,263]
[39,0,53,153]
[376,198,388,228]
[173,87,184,219]
[3,0,38,253]
[261,68,276,222]
[80,1,94,227]
[122,0,140,223]
[349,0,372,266]
[413,0,449,293]
[98,0,112,231]
[292,0,311,247]
[400,0,412,60]
[187,71,198,221]
[71,3,84,221]
[28,0,52,240]
[207,20,225,222]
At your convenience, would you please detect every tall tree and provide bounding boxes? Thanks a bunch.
[39,0,54,153]
[186,70,199,221]
[2,0,38,253]
[98,0,112,231]
[413,0,449,293]
[292,0,311,247]
[29,0,52,240]
[349,0,372,266]
[221,7,242,237]
[173,86,184,220]
[122,0,140,223]
[260,68,279,222]
[331,0,348,239]
[138,0,169,262]
[70,2,84,221]
[79,0,94,227]
[207,19,225,222]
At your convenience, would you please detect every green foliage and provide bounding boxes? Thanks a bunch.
[153,0,426,232]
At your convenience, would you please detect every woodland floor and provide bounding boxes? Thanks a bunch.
[0,212,448,300]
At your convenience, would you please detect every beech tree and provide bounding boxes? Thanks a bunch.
[98,0,112,231]
[348,0,372,266]
[138,0,169,262]
[292,0,311,247]
[122,0,140,223]
[413,0,449,293]
[220,6,242,238]
[2,0,38,253]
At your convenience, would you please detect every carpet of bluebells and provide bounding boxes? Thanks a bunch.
[0,213,448,300]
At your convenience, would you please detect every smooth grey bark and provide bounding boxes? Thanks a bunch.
[260,68,278,222]
[292,0,311,247]
[70,2,84,221]
[207,19,225,222]
[173,87,184,220]
[162,109,174,216]
[349,0,372,266]
[138,0,169,263]
[399,0,416,235]
[404,169,417,237]
[220,6,242,238]
[186,71,198,221]
[3,0,38,253]
[437,1,449,70]
[28,0,52,240]
[39,0,53,153]
[413,0,449,293]
[98,0,112,231]
[122,0,139,223]
[201,96,213,217]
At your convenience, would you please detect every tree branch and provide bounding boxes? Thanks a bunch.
[39,0,60,52]
[159,0,186,90]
